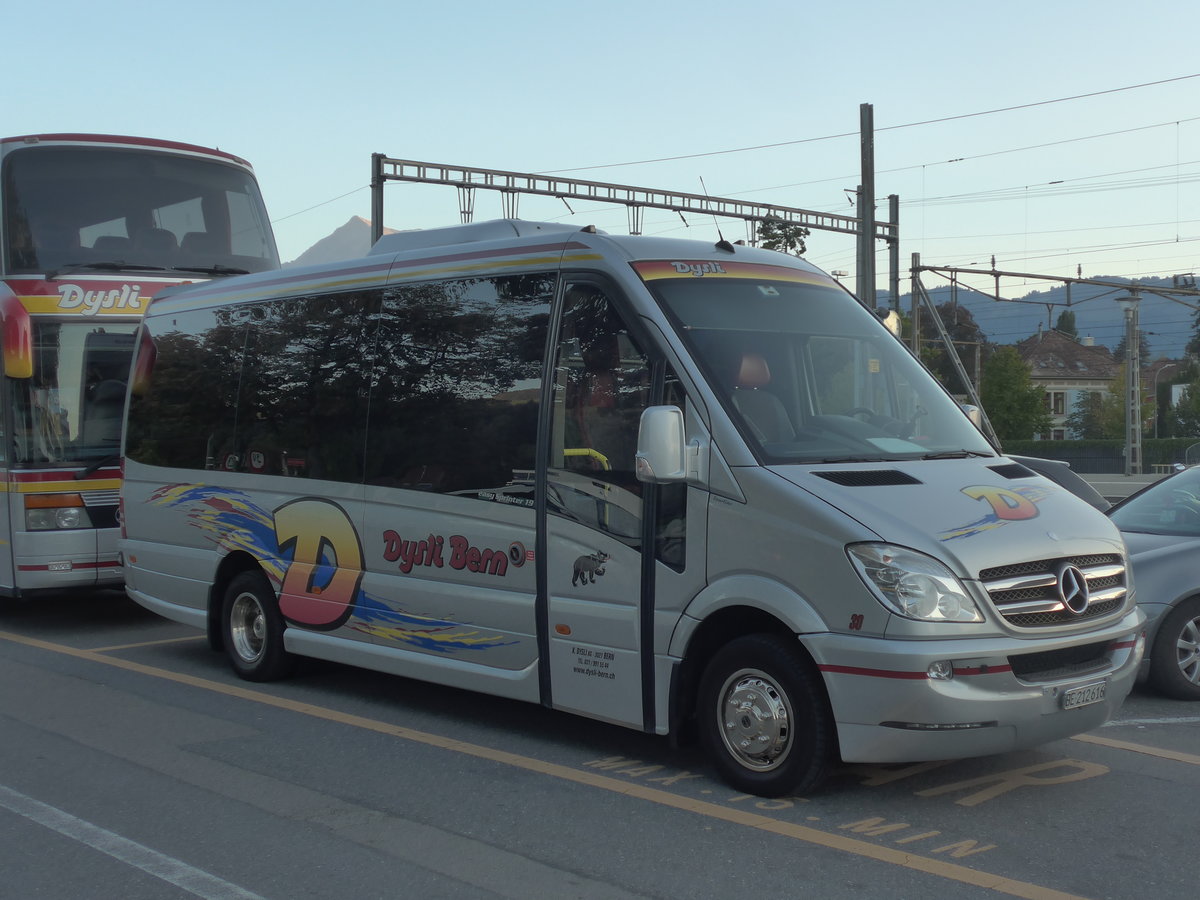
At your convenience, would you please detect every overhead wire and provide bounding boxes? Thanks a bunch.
[538,74,1200,175]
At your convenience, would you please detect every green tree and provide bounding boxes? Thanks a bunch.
[979,346,1051,441]
[918,302,992,395]
[1152,361,1197,438]
[1054,309,1078,339]
[1186,307,1200,359]
[1065,362,1152,439]
[1065,389,1123,439]
[1166,380,1200,437]
[756,217,809,256]
[1113,328,1151,364]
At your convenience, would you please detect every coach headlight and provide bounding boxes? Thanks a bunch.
[848,543,983,623]
[26,494,92,530]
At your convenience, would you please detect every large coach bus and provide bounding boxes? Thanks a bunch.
[120,220,1143,796]
[0,133,278,597]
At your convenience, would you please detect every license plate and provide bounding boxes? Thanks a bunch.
[1061,681,1106,710]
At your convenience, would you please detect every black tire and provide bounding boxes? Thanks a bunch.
[697,634,834,797]
[1148,596,1200,701]
[221,571,294,682]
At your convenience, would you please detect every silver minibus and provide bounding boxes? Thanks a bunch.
[119,220,1143,796]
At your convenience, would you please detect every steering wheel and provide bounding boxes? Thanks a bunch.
[847,406,915,439]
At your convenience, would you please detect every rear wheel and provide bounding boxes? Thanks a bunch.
[221,571,293,682]
[697,634,833,797]
[1148,597,1200,700]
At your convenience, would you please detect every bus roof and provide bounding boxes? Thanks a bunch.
[0,133,254,170]
[139,220,835,318]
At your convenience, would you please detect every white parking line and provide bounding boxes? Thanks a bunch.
[1104,716,1200,726]
[0,784,265,900]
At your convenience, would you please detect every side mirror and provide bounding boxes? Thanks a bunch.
[960,403,983,429]
[0,284,33,379]
[635,405,687,483]
[876,308,902,338]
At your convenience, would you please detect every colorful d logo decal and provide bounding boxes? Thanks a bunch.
[962,485,1039,521]
[274,498,364,629]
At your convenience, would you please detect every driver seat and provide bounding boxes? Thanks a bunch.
[731,353,795,443]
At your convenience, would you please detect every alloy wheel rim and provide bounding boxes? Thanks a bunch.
[717,668,793,772]
[230,593,266,663]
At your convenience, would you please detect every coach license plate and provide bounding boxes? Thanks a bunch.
[1061,681,1106,710]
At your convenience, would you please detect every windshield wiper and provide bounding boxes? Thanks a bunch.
[920,449,994,460]
[76,453,121,479]
[171,265,251,276]
[46,261,167,280]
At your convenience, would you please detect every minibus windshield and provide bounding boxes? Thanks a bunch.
[640,262,995,464]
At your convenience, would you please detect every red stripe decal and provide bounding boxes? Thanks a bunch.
[17,561,120,572]
[818,664,928,680]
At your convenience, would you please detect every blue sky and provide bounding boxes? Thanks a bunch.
[9,0,1198,348]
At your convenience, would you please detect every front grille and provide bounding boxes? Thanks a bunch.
[1005,598,1122,628]
[1009,640,1112,680]
[83,491,120,529]
[979,553,1126,628]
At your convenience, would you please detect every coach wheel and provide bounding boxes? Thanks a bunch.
[221,570,293,682]
[697,634,833,798]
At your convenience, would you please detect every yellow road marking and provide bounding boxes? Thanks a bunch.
[88,635,207,653]
[1071,732,1200,766]
[1,628,1144,900]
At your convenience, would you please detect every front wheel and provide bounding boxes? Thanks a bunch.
[1148,597,1200,700]
[221,570,294,682]
[697,634,834,797]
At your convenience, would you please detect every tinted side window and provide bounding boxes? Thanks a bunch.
[126,308,247,469]
[364,273,553,499]
[548,283,651,547]
[236,291,379,483]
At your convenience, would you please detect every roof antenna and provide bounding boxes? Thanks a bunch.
[699,176,735,253]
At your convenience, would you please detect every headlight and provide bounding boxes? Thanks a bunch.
[26,495,92,530]
[847,543,983,623]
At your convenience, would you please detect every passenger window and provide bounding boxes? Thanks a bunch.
[125,308,248,470]
[237,292,379,483]
[548,283,650,547]
[364,273,553,498]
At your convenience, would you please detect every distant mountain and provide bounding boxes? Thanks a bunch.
[885,275,1194,359]
[285,216,398,267]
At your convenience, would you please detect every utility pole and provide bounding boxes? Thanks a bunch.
[888,194,899,310]
[910,252,922,355]
[856,103,876,308]
[1118,291,1142,475]
[370,153,385,245]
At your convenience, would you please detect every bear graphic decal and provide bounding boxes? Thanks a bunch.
[572,551,610,586]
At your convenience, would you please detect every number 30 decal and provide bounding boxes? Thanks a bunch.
[273,498,364,629]
[849,614,865,631]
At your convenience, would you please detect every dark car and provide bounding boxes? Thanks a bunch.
[1107,466,1200,700]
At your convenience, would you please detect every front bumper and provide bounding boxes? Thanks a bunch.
[805,610,1145,763]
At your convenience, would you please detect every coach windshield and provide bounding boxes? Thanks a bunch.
[637,261,995,465]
